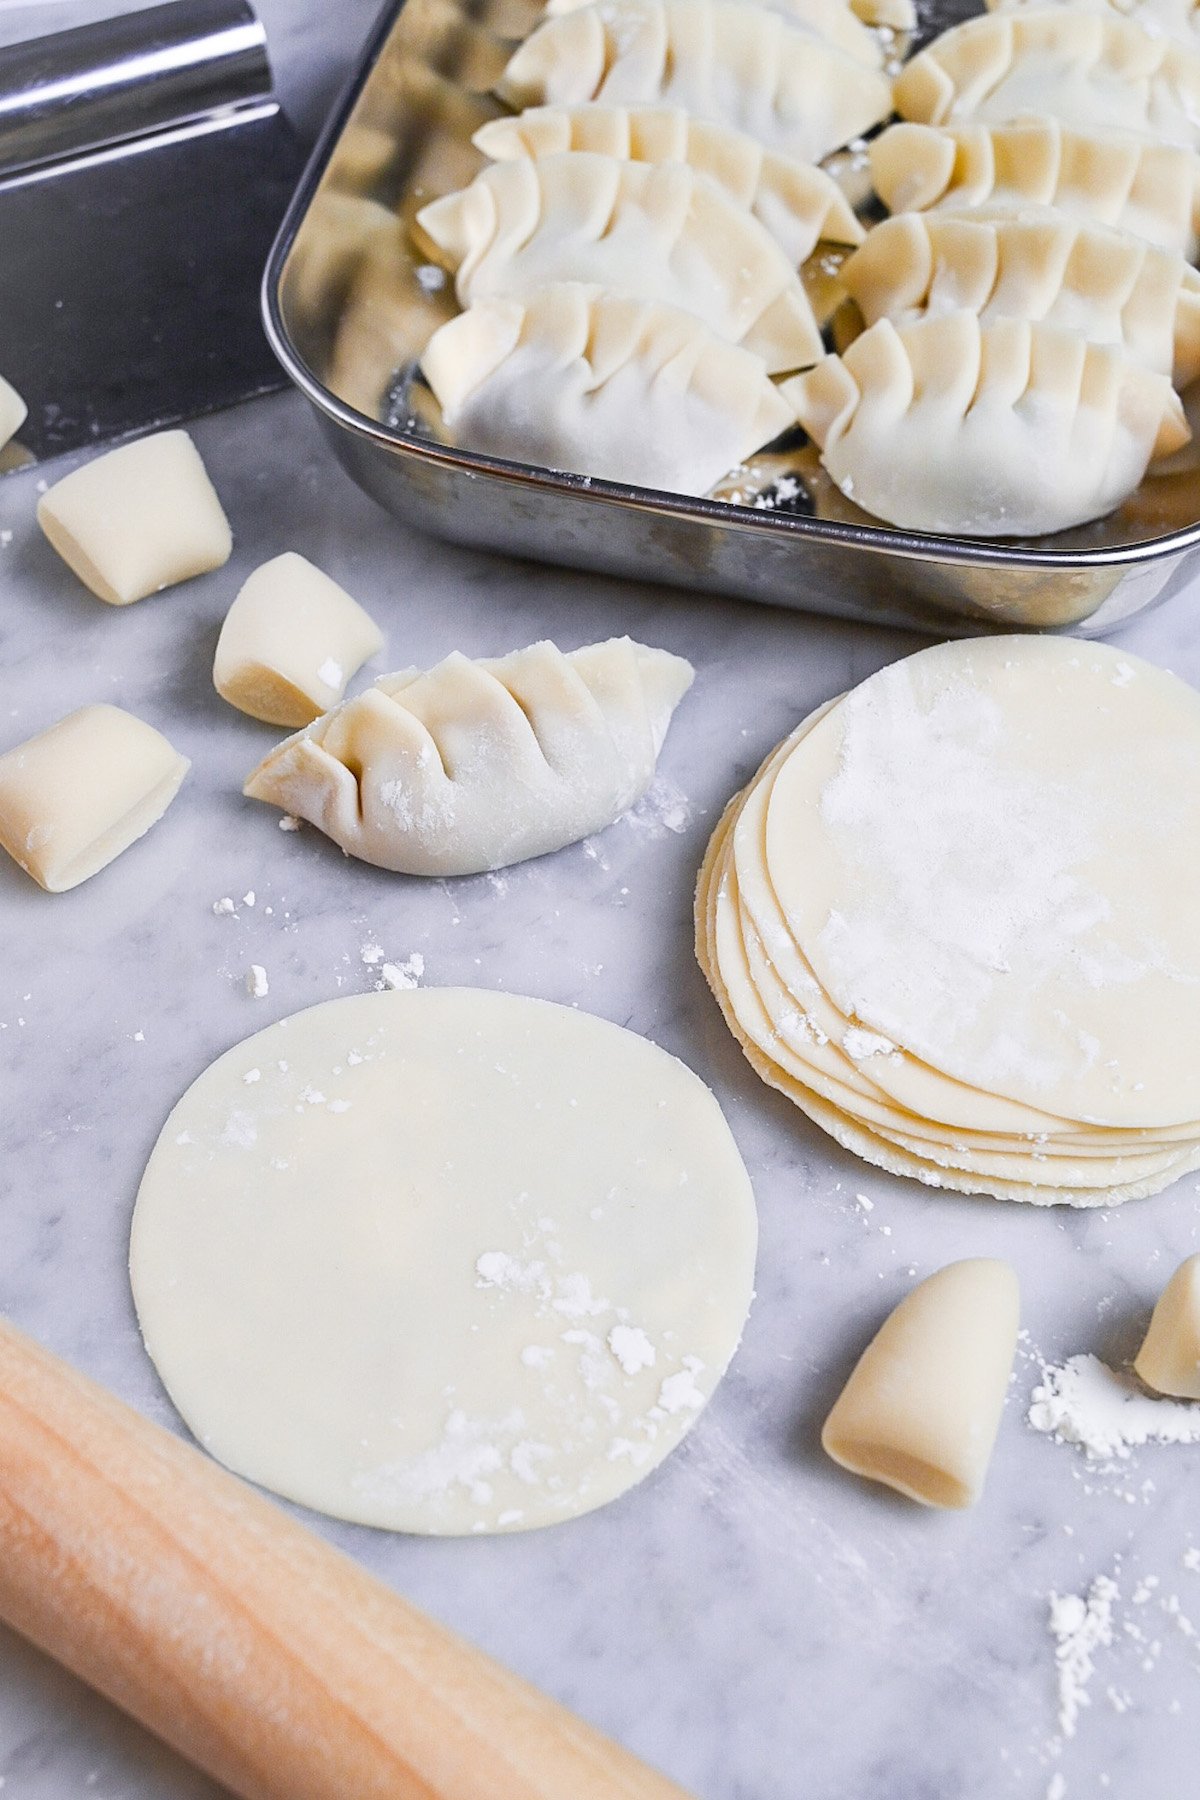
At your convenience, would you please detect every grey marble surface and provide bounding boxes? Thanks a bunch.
[3,8,1200,1800]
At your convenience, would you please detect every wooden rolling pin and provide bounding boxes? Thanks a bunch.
[0,1316,692,1800]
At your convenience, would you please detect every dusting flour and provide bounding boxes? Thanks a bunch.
[1048,1574,1119,1739]
[1028,1355,1200,1461]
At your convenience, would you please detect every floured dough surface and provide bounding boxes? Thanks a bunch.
[130,989,757,1534]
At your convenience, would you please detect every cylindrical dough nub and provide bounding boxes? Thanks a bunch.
[37,429,232,605]
[821,1259,1020,1507]
[1134,1254,1200,1398]
[213,552,385,727]
[0,373,27,454]
[0,705,189,892]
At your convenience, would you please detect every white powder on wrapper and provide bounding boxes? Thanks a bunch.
[1028,1355,1200,1461]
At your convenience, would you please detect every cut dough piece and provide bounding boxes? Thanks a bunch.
[0,373,27,453]
[822,1261,1019,1506]
[782,313,1188,536]
[765,638,1200,1131]
[130,988,757,1534]
[414,153,821,375]
[0,705,188,893]
[841,209,1200,385]
[541,0,887,66]
[988,0,1200,46]
[472,104,865,265]
[213,553,385,728]
[1134,1255,1200,1398]
[37,430,232,606]
[894,9,1200,149]
[245,636,693,876]
[496,0,894,166]
[869,119,1200,260]
[420,286,792,496]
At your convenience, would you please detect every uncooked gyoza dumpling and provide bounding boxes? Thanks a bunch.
[472,105,865,266]
[782,312,1189,536]
[841,209,1200,384]
[540,0,885,66]
[894,9,1200,150]
[497,0,893,165]
[420,285,793,495]
[870,119,1200,259]
[987,0,1200,47]
[244,637,694,876]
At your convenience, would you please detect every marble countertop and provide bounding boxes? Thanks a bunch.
[3,7,1200,1799]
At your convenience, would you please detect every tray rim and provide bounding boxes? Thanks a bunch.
[261,0,1200,576]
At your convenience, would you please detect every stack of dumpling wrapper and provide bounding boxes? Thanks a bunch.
[696,636,1200,1206]
[409,0,1200,535]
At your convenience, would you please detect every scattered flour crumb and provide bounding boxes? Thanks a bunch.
[245,965,269,999]
[1048,1574,1119,1740]
[1028,1355,1200,1462]
[521,1345,555,1370]
[476,1252,545,1294]
[843,1026,896,1060]
[243,1068,261,1085]
[380,952,424,991]
[1046,1775,1066,1800]
[1184,1548,1200,1574]
[416,263,446,292]
[317,658,343,688]
[278,815,300,831]
[608,1324,656,1375]
[360,941,385,965]
[213,896,235,915]
[241,890,255,908]
[657,1356,706,1415]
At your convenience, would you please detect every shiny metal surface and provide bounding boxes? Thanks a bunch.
[263,0,1200,633]
[0,0,303,464]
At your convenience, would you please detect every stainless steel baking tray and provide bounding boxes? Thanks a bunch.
[262,0,1200,634]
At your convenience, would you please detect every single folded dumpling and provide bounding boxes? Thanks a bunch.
[870,118,1200,260]
[472,105,865,266]
[841,208,1200,385]
[541,0,886,66]
[781,311,1190,537]
[244,637,695,876]
[894,9,1200,150]
[987,0,1200,47]
[420,286,793,495]
[414,152,821,374]
[496,0,893,166]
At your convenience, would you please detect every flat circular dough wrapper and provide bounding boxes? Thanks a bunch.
[766,638,1200,1131]
[131,989,757,1535]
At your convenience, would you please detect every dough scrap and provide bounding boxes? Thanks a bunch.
[0,373,27,453]
[782,312,1188,536]
[821,1260,1019,1506]
[420,285,792,495]
[869,119,1200,259]
[841,209,1200,385]
[414,152,822,375]
[496,0,893,166]
[0,704,189,893]
[1134,1255,1200,1398]
[213,552,385,728]
[245,635,694,876]
[129,988,758,1534]
[472,104,865,265]
[37,430,232,605]
[894,8,1200,149]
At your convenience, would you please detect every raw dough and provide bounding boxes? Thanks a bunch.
[1134,1255,1200,1398]
[821,1260,1019,1507]
[472,105,865,266]
[213,552,385,727]
[869,120,1200,260]
[244,635,693,876]
[0,373,27,453]
[37,429,232,605]
[129,988,758,1534]
[413,153,822,376]
[0,704,189,892]
[496,0,893,167]
[782,314,1187,536]
[420,286,792,496]
[695,638,1200,1204]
